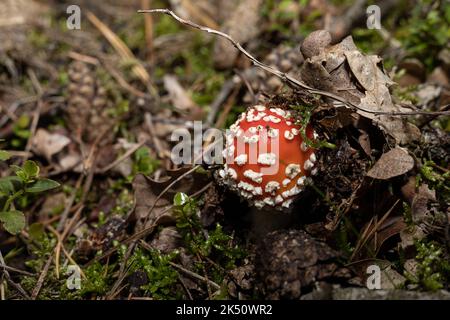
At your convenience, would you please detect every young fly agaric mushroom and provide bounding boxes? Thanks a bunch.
[218,104,317,210]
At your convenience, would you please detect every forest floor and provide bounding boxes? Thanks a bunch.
[0,0,449,300]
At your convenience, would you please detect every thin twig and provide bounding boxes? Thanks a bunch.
[31,255,52,299]
[177,274,194,300]
[0,250,31,299]
[57,175,83,231]
[141,0,154,63]
[0,96,38,128]
[144,112,166,158]
[99,140,147,173]
[168,261,220,290]
[67,51,100,65]
[206,78,239,126]
[138,9,450,118]
[0,264,35,277]
[143,165,201,227]
[32,206,84,299]
[351,199,400,261]
[106,243,135,299]
[138,240,220,290]
[87,10,159,99]
[86,222,158,265]
[47,224,86,279]
[214,85,239,129]
[235,69,257,104]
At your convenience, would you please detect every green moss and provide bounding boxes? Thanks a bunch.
[405,240,450,291]
[417,160,450,200]
[111,188,134,216]
[27,29,49,49]
[352,28,386,54]
[132,146,160,177]
[392,84,419,105]
[117,15,145,50]
[128,248,181,299]
[290,104,336,149]
[395,0,450,71]
[402,202,414,226]
[154,14,182,37]
[182,35,225,106]
[173,192,246,284]
[80,261,114,297]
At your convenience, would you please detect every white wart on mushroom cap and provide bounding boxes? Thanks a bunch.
[219,104,318,210]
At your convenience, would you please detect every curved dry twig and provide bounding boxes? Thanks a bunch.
[138,8,450,118]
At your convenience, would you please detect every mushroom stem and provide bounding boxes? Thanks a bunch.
[249,208,297,238]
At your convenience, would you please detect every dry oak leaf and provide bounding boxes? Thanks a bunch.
[32,128,71,160]
[300,31,421,145]
[366,147,414,180]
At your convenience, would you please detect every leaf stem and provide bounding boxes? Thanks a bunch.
[3,189,24,212]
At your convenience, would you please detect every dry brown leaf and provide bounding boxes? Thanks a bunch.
[57,152,82,172]
[32,128,71,160]
[300,32,421,145]
[163,74,203,119]
[404,259,419,278]
[38,192,67,218]
[357,129,371,157]
[366,147,414,180]
[132,173,174,232]
[150,226,182,254]
[400,226,426,249]
[411,183,436,223]
[131,168,210,231]
[371,217,407,255]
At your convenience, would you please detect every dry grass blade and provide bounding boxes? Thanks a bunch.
[351,199,401,261]
[0,250,31,299]
[141,0,154,63]
[143,165,201,227]
[99,140,147,173]
[138,240,220,290]
[31,255,52,299]
[86,11,158,97]
[145,112,167,158]
[0,264,34,277]
[178,0,219,29]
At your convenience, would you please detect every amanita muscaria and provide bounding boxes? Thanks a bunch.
[219,104,318,210]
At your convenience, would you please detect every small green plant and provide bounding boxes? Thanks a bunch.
[290,105,336,149]
[11,115,31,148]
[397,1,450,71]
[173,192,245,283]
[405,240,450,291]
[417,160,450,200]
[128,248,181,299]
[132,146,160,176]
[402,202,414,226]
[0,160,60,234]
[0,150,11,161]
[79,261,114,297]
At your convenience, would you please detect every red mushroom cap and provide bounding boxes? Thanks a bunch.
[219,104,317,210]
